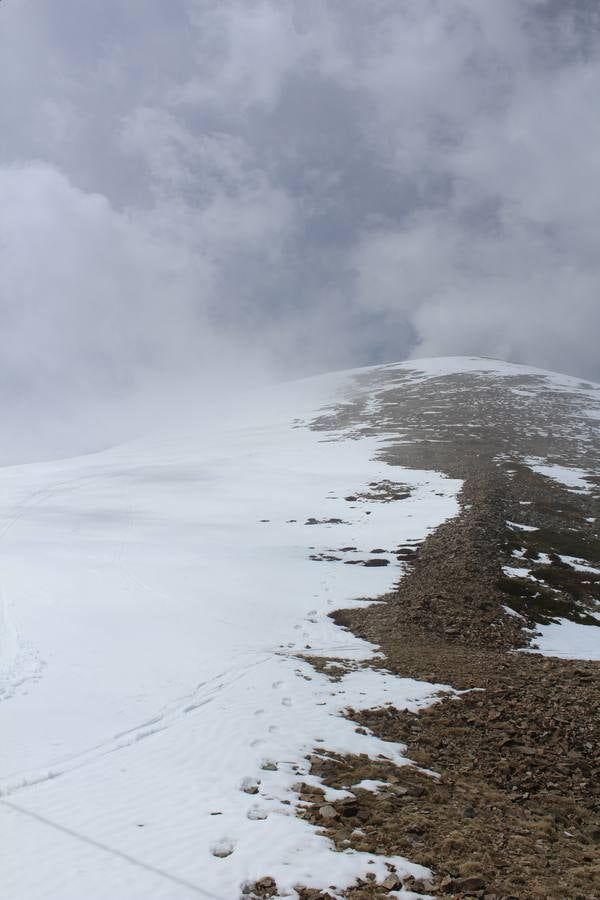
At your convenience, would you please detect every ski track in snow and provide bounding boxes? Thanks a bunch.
[1,357,598,898]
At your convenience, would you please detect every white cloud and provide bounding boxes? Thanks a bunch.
[1,0,600,457]
[0,161,292,459]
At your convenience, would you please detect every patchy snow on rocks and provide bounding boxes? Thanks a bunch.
[0,368,460,900]
[506,520,539,532]
[524,457,593,493]
[529,619,600,661]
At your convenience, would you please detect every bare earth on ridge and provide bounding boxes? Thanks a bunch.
[290,364,600,900]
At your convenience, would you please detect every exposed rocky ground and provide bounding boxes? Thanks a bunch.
[279,364,600,900]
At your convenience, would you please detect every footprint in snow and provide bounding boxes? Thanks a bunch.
[281,697,292,707]
[247,806,268,820]
[210,839,235,858]
[240,777,261,794]
[272,680,283,689]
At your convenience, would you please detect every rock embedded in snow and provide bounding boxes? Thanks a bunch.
[241,876,277,896]
[241,780,260,795]
[318,804,339,822]
[381,872,400,890]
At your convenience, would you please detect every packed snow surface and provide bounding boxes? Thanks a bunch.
[0,367,460,900]
[531,620,600,661]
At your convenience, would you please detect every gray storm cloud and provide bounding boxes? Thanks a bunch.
[1,0,600,459]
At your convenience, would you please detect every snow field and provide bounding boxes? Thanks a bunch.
[0,372,459,899]
[3,355,599,897]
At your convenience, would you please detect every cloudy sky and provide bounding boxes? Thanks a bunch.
[2,0,600,458]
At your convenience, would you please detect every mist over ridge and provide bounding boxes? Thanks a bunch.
[2,1,600,460]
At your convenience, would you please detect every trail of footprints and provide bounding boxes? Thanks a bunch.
[210,671,308,860]
[208,509,421,862]
[0,643,45,704]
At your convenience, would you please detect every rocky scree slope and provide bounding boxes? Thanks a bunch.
[292,359,600,900]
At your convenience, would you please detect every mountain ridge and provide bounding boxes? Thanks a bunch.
[1,356,598,899]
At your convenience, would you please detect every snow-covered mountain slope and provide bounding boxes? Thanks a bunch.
[1,357,599,899]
